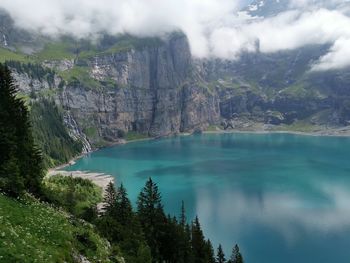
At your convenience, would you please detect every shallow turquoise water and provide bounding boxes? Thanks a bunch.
[66,133,350,262]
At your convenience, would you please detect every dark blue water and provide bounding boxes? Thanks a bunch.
[66,133,350,263]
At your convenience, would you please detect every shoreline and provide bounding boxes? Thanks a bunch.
[48,125,350,185]
[203,127,350,137]
[51,125,350,172]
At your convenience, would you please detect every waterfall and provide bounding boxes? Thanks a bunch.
[63,111,92,153]
[2,34,7,46]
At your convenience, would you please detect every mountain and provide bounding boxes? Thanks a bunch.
[1,6,350,162]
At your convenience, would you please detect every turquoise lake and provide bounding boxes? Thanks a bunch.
[66,133,350,263]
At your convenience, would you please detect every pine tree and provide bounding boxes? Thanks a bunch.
[191,216,208,263]
[102,181,118,216]
[216,244,226,263]
[184,223,194,263]
[0,63,43,196]
[180,200,186,227]
[137,178,166,262]
[206,239,216,263]
[98,181,152,262]
[115,183,133,225]
[228,244,243,263]
[177,201,194,263]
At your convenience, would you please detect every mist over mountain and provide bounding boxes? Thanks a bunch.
[1,0,350,71]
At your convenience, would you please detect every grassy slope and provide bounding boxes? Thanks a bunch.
[0,193,112,263]
[0,47,32,63]
[43,175,102,217]
[35,42,76,61]
[125,131,149,141]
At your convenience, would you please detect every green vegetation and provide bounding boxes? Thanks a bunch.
[30,99,82,168]
[33,35,163,63]
[125,131,149,141]
[0,47,31,63]
[97,182,151,263]
[0,193,113,262]
[216,245,226,263]
[43,175,102,218]
[227,244,244,263]
[0,64,43,196]
[59,66,101,89]
[279,82,320,99]
[83,126,98,138]
[274,121,320,133]
[99,36,162,56]
[6,61,56,86]
[94,178,242,263]
[36,41,76,61]
[206,125,220,132]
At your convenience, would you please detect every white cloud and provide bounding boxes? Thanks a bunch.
[1,0,350,70]
[312,38,350,71]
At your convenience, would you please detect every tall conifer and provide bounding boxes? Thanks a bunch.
[0,63,43,196]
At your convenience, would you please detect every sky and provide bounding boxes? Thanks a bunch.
[0,0,350,71]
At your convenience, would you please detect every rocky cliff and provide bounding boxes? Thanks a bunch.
[10,32,350,150]
[10,34,221,147]
[58,35,221,142]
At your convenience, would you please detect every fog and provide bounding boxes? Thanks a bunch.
[1,0,350,70]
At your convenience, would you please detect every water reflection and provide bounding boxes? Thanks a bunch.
[195,180,350,263]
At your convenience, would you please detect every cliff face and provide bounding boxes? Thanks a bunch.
[11,35,220,146]
[58,35,219,143]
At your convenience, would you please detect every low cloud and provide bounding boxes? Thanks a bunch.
[312,38,350,71]
[0,0,350,71]
[208,8,350,71]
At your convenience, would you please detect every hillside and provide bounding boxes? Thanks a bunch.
[0,193,115,263]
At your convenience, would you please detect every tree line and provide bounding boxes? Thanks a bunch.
[5,60,56,87]
[92,178,244,263]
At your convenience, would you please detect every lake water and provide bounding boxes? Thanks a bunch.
[66,133,350,263]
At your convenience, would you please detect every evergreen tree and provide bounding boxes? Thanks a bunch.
[191,216,208,263]
[216,244,226,263]
[0,63,43,196]
[184,223,195,263]
[30,99,82,168]
[177,201,194,263]
[180,200,186,227]
[115,183,133,225]
[228,244,243,263]
[137,178,166,262]
[102,181,118,216]
[98,181,152,263]
[206,239,216,263]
